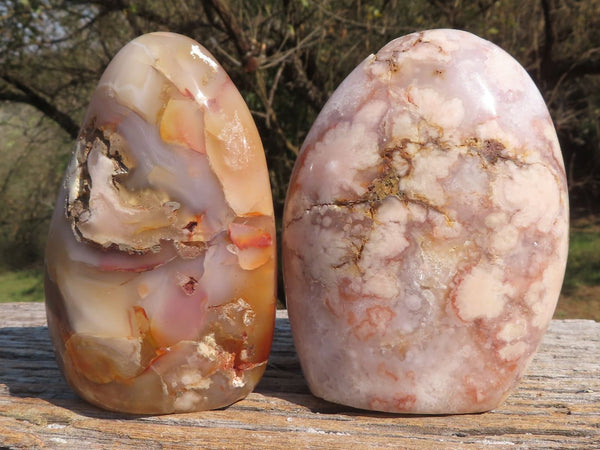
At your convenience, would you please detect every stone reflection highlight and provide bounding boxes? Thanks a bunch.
[282,29,568,414]
[44,33,276,414]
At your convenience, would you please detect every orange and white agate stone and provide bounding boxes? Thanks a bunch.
[283,29,569,414]
[44,33,276,414]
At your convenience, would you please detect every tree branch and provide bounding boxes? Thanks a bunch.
[540,0,554,77]
[0,75,79,138]
[201,0,258,72]
[289,53,327,111]
[560,55,600,78]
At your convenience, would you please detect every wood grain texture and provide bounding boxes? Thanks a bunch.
[0,302,598,449]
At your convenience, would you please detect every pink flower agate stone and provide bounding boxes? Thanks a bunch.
[282,29,569,414]
[44,33,276,414]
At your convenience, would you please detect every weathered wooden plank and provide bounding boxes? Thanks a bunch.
[0,303,598,449]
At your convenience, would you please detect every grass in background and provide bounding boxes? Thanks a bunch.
[556,217,600,321]
[0,267,44,303]
[0,221,598,321]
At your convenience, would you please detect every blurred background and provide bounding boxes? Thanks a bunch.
[0,0,598,318]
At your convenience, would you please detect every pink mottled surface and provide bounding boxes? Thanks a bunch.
[283,29,568,414]
[45,33,276,414]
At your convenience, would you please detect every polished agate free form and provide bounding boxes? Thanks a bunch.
[45,33,276,413]
[283,29,569,414]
